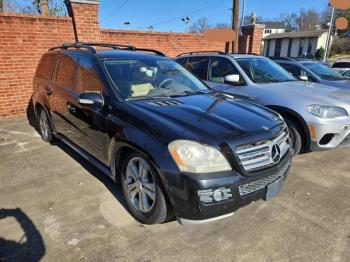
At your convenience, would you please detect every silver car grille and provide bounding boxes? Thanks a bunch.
[238,160,290,196]
[236,130,290,172]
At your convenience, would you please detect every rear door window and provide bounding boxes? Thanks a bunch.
[36,53,57,80]
[176,57,187,67]
[55,55,76,90]
[186,57,209,80]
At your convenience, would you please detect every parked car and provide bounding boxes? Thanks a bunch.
[332,61,350,73]
[275,60,350,89]
[32,43,292,225]
[175,52,350,155]
[341,70,350,79]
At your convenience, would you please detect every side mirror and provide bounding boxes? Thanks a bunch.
[78,92,104,108]
[299,75,309,81]
[224,74,241,85]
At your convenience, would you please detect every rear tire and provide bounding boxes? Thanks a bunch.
[285,118,302,155]
[38,108,54,143]
[121,152,169,224]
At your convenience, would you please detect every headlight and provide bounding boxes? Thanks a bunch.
[168,140,231,173]
[307,105,348,118]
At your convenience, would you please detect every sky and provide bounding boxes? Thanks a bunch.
[99,0,330,32]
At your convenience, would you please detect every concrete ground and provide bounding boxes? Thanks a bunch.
[1,117,350,262]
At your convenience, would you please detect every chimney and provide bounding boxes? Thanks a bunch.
[251,12,257,25]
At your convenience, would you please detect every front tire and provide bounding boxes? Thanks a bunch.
[121,153,169,224]
[285,118,302,155]
[38,108,54,143]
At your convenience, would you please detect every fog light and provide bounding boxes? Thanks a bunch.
[213,190,224,202]
[197,187,232,203]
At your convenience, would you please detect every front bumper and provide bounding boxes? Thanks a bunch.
[308,120,350,151]
[164,151,292,224]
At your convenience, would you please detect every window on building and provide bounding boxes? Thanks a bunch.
[264,29,272,34]
[56,55,76,90]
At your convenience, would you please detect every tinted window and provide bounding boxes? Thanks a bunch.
[344,71,350,78]
[236,58,296,83]
[76,58,103,94]
[186,57,209,80]
[303,62,344,81]
[280,63,316,82]
[176,57,187,67]
[56,55,76,90]
[36,53,57,80]
[104,58,208,100]
[209,57,244,85]
[332,62,350,68]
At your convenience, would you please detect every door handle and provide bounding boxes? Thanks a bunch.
[45,86,53,96]
[67,104,76,113]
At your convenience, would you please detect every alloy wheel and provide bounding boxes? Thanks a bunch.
[39,111,49,139]
[125,157,157,213]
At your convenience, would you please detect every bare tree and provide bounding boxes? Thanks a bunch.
[1,0,66,16]
[280,9,320,32]
[214,22,230,29]
[189,17,212,33]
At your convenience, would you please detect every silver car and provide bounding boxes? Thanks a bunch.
[176,52,350,154]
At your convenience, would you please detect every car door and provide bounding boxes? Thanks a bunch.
[68,57,110,163]
[50,53,80,139]
[205,57,253,101]
[279,63,317,82]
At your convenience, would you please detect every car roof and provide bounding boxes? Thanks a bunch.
[58,49,168,61]
[177,53,265,59]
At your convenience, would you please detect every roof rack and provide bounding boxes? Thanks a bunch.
[48,42,165,56]
[231,52,260,56]
[176,51,227,57]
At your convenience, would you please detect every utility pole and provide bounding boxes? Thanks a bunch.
[324,6,335,62]
[0,0,3,13]
[231,0,239,53]
[39,0,49,15]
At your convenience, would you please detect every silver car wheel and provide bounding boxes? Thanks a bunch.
[39,111,49,139]
[125,157,156,213]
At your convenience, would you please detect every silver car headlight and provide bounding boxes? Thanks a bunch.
[168,140,231,173]
[307,105,348,118]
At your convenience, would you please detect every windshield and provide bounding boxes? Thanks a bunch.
[235,58,296,83]
[104,57,208,100]
[303,62,345,81]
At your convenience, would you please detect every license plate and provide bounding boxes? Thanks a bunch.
[265,177,283,201]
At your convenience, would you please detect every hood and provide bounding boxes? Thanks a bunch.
[129,93,283,140]
[322,79,350,90]
[259,81,350,105]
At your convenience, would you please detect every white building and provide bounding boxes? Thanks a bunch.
[263,30,329,58]
[260,22,286,38]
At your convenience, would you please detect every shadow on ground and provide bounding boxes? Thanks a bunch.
[0,208,45,262]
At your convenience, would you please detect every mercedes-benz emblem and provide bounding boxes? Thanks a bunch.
[271,144,281,164]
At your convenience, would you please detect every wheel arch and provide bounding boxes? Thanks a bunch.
[266,105,310,152]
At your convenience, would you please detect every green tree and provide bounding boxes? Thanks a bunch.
[315,47,325,59]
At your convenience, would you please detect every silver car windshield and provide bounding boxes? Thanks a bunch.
[303,62,345,81]
[235,58,297,83]
[104,58,209,100]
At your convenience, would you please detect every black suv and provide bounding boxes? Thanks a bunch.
[32,43,292,225]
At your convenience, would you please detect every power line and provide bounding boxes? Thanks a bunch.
[101,0,130,23]
[150,0,227,27]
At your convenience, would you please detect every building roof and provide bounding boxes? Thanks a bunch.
[258,21,285,29]
[263,30,328,40]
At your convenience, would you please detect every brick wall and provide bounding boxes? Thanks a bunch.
[0,13,75,118]
[0,0,251,118]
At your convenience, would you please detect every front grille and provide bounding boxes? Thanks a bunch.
[236,130,290,172]
[238,160,290,196]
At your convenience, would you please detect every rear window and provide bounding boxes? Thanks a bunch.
[36,53,57,80]
[56,55,76,90]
